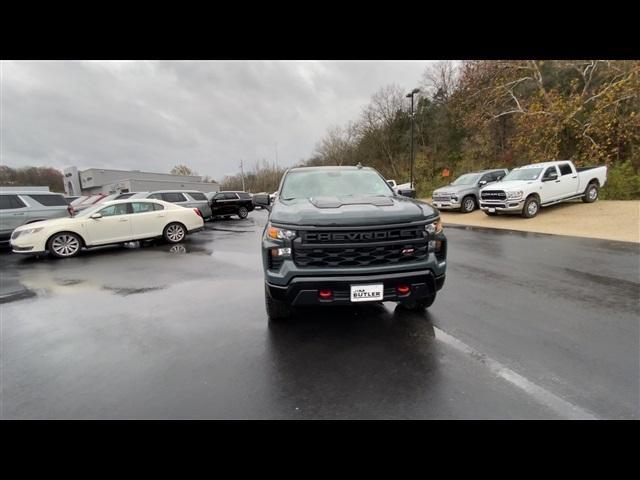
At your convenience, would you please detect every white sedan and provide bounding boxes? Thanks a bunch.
[10,199,204,258]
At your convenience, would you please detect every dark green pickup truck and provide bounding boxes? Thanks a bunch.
[253,165,447,321]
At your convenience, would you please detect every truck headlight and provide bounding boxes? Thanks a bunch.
[425,219,443,235]
[507,191,523,200]
[267,224,296,240]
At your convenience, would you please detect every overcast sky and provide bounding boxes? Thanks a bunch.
[1,60,435,180]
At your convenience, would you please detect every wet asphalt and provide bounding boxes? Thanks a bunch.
[1,210,638,419]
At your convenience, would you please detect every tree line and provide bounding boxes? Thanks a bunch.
[0,165,64,192]
[221,60,640,199]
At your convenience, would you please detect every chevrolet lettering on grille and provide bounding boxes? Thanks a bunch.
[305,229,419,242]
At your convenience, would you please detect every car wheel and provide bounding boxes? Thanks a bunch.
[398,294,436,311]
[163,222,186,243]
[483,210,498,216]
[237,206,249,219]
[265,285,291,322]
[521,196,540,218]
[48,232,82,258]
[582,183,599,203]
[461,196,476,213]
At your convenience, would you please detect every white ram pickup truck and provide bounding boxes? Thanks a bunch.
[479,160,607,218]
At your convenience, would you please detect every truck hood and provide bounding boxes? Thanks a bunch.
[482,180,534,192]
[433,184,474,195]
[269,195,437,227]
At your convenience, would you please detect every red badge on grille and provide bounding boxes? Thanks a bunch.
[402,248,414,255]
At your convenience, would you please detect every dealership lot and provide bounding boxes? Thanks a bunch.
[1,210,638,419]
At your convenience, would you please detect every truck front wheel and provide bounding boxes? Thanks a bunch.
[582,183,599,203]
[460,195,476,213]
[521,196,540,218]
[265,285,291,322]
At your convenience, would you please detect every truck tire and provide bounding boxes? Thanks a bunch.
[265,285,291,321]
[460,195,476,213]
[521,196,540,218]
[398,293,436,311]
[483,210,498,216]
[582,182,599,203]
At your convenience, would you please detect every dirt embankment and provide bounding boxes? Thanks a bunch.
[422,199,640,243]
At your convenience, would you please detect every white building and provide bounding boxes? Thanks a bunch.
[63,167,219,196]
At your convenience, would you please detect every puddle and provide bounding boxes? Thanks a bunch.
[209,227,255,233]
[165,244,213,255]
[55,278,85,286]
[102,285,167,296]
[0,288,37,304]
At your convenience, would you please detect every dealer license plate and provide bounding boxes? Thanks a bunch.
[350,284,384,302]
[489,208,496,213]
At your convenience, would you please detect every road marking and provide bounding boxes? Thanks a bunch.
[433,326,599,420]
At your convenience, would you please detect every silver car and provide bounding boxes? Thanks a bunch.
[131,190,213,219]
[0,191,71,243]
[432,169,508,213]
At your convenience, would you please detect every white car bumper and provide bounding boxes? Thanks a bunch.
[10,232,48,254]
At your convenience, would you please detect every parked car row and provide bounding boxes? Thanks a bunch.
[9,199,205,258]
[432,160,607,218]
[1,187,259,256]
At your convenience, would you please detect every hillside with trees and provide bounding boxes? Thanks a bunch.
[0,165,64,192]
[221,60,639,199]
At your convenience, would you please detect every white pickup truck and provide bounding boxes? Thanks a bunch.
[479,160,607,218]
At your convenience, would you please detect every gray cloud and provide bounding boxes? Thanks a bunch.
[1,60,434,180]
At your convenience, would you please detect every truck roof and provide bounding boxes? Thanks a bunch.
[517,160,572,169]
[288,165,374,172]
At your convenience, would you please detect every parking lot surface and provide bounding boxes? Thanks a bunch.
[1,210,638,419]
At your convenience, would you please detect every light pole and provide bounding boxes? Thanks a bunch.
[406,88,420,189]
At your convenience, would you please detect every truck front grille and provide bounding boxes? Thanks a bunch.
[293,243,428,268]
[432,193,451,202]
[293,225,429,268]
[480,190,506,200]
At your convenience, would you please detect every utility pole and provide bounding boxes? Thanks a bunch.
[240,159,245,192]
[406,88,420,189]
[275,142,278,170]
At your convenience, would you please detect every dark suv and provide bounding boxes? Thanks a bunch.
[253,165,447,321]
[208,191,254,219]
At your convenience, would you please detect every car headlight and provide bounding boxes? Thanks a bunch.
[13,227,44,238]
[425,219,443,235]
[507,191,523,200]
[267,224,296,240]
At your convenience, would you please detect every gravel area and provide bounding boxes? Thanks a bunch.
[423,199,640,243]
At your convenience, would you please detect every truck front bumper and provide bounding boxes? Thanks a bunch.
[479,199,525,213]
[266,269,446,306]
[431,200,462,210]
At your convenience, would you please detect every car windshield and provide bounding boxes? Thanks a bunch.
[502,168,544,181]
[74,202,115,217]
[280,169,393,199]
[451,173,481,186]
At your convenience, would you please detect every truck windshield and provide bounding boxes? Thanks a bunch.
[502,168,544,181]
[280,169,393,199]
[451,174,480,186]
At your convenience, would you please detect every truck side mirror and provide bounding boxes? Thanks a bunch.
[253,194,271,208]
[397,188,416,198]
[478,180,487,186]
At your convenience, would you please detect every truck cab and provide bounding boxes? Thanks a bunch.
[479,160,607,218]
